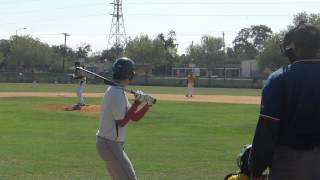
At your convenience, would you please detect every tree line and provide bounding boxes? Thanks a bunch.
[0,12,319,77]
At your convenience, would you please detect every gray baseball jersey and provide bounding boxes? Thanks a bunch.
[96,86,130,142]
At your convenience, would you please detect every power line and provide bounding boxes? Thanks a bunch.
[0,1,318,16]
[0,3,107,16]
[125,1,320,5]
[0,12,296,28]
[0,13,107,26]
[126,13,293,17]
[3,0,319,6]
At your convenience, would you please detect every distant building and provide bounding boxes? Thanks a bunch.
[172,64,209,77]
[241,60,258,78]
[172,60,259,79]
[214,63,241,78]
[135,63,153,76]
[85,62,108,74]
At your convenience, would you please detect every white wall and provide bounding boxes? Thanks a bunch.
[241,60,258,78]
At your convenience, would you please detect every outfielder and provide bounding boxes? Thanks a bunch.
[96,57,154,180]
[73,61,86,108]
[249,23,320,180]
[186,72,196,97]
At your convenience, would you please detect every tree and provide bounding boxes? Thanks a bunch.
[0,52,4,67]
[186,43,204,65]
[233,25,273,60]
[156,30,179,65]
[76,43,91,59]
[6,35,61,72]
[186,35,225,68]
[226,47,236,61]
[178,54,192,65]
[125,35,167,75]
[257,34,289,77]
[293,12,320,26]
[52,45,75,59]
[7,36,56,70]
[52,44,76,70]
[256,13,320,77]
[101,45,124,62]
[157,30,178,50]
[0,39,11,70]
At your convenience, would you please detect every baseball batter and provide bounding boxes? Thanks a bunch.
[73,62,86,107]
[96,57,153,180]
[186,73,196,97]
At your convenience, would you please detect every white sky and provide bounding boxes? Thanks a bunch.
[0,0,319,54]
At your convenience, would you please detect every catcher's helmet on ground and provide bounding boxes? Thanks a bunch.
[280,22,320,63]
[237,144,252,175]
[112,57,135,80]
[224,144,268,180]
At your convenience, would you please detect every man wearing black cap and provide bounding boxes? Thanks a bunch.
[249,23,320,180]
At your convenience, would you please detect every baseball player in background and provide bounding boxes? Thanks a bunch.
[31,69,38,87]
[186,72,196,97]
[73,61,86,108]
[249,23,320,180]
[96,57,154,180]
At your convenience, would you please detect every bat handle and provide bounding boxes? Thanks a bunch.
[152,98,157,104]
[146,94,157,105]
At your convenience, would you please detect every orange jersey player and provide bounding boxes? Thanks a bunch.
[186,73,196,98]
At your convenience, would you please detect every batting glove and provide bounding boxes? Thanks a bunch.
[146,95,156,106]
[134,90,145,102]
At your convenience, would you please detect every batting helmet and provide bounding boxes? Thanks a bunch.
[281,22,320,63]
[112,57,135,80]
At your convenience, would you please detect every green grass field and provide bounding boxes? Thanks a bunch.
[0,96,259,180]
[0,83,261,96]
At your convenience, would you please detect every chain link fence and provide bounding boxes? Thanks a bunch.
[0,72,262,88]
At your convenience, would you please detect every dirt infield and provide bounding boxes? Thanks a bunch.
[0,92,261,105]
[35,104,101,112]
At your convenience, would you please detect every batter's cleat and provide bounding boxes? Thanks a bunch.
[79,103,86,106]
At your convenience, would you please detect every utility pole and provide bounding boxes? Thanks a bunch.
[108,0,127,58]
[15,27,27,46]
[15,27,27,37]
[61,33,70,73]
[222,32,226,53]
[222,32,226,80]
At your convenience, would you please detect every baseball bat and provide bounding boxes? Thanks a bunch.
[75,67,157,104]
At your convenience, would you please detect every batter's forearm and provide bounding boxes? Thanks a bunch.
[118,100,141,127]
[131,104,150,122]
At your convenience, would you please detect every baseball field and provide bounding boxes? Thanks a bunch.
[0,83,261,180]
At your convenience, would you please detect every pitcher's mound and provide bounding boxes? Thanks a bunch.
[35,104,101,113]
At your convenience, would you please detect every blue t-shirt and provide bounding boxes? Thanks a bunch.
[261,60,320,148]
